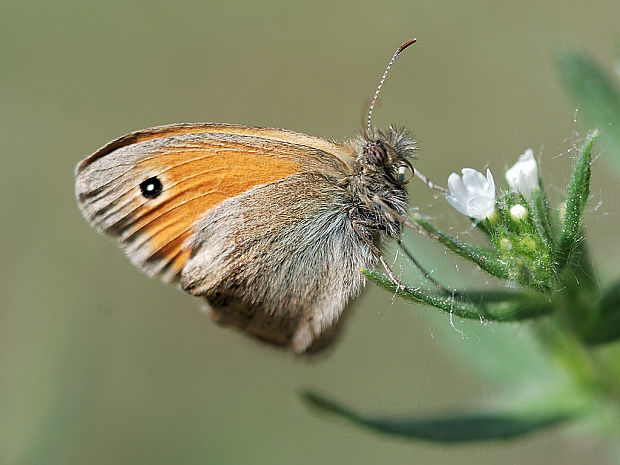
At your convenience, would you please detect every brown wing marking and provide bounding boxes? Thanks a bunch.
[77,123,354,171]
[131,145,301,275]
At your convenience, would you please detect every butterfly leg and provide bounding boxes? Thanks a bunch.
[370,196,453,293]
[397,239,455,295]
[372,196,439,240]
[351,220,407,291]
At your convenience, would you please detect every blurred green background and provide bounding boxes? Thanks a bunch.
[2,0,620,463]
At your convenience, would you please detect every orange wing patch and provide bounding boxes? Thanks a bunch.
[127,143,301,275]
[76,123,352,282]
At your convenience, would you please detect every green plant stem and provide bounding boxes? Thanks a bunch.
[363,270,553,321]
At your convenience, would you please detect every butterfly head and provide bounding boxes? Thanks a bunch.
[359,125,416,184]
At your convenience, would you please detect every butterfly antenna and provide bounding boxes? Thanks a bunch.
[366,38,416,137]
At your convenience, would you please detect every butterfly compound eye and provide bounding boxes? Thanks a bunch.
[364,140,388,164]
[139,176,163,199]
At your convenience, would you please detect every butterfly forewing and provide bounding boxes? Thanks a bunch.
[76,123,353,283]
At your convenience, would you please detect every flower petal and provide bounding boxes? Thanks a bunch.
[446,168,497,219]
[447,172,466,199]
[505,148,538,197]
[485,169,496,195]
[461,168,488,194]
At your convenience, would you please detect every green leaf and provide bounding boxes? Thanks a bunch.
[555,49,620,172]
[301,389,588,443]
[363,270,553,321]
[413,215,511,280]
[531,188,555,253]
[555,130,598,270]
[582,277,620,345]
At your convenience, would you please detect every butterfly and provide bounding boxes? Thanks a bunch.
[75,39,441,353]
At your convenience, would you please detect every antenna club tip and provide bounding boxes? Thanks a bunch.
[398,38,417,53]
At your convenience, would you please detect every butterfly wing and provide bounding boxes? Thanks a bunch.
[76,123,374,352]
[76,123,352,283]
[181,170,376,352]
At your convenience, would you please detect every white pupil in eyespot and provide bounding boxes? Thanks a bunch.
[140,176,163,198]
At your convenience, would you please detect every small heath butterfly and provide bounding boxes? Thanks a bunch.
[76,39,431,353]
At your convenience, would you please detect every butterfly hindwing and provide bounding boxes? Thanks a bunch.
[181,171,375,352]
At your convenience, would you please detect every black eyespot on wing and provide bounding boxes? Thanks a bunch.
[140,176,163,199]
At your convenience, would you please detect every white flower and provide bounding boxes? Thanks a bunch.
[509,204,528,221]
[446,168,497,220]
[505,148,539,198]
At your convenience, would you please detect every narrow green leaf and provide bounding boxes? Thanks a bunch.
[555,131,598,269]
[301,389,588,443]
[555,49,620,171]
[363,270,553,321]
[583,309,620,346]
[582,277,620,345]
[597,277,620,315]
[413,215,511,280]
[531,188,555,253]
